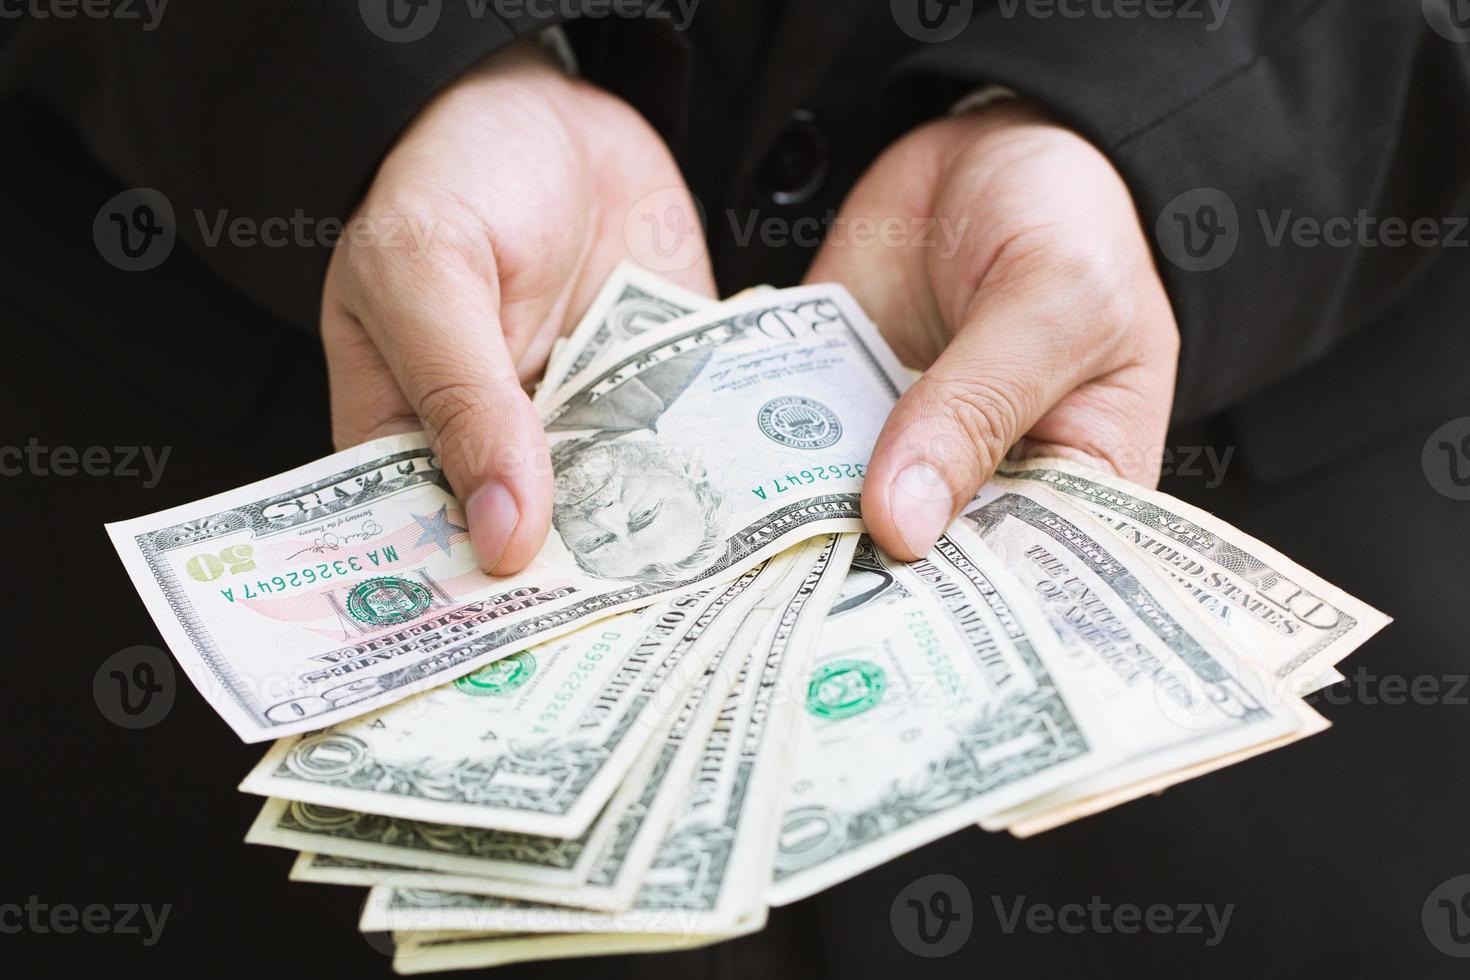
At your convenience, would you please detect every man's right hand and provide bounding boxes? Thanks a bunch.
[321,40,713,576]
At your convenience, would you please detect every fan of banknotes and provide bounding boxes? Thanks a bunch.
[108,264,1389,973]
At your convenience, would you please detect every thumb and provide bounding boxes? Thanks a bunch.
[341,253,553,577]
[413,360,552,578]
[861,273,1095,562]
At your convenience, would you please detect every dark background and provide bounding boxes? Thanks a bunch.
[5,116,1470,980]
[5,2,1470,977]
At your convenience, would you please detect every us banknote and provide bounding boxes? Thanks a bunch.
[998,457,1389,692]
[534,261,712,403]
[351,572,800,931]
[372,535,855,958]
[243,560,790,904]
[289,591,753,911]
[107,285,909,741]
[234,269,1390,971]
[769,532,1113,905]
[391,929,723,975]
[957,479,1319,832]
[240,565,774,836]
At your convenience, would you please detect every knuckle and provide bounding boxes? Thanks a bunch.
[415,378,486,461]
[1047,239,1128,313]
[917,376,1025,479]
[343,190,488,284]
[983,226,1053,292]
[994,231,1147,369]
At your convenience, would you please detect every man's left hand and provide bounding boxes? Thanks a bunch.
[806,99,1180,560]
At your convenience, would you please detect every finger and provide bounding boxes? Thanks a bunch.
[802,160,946,370]
[337,243,552,577]
[1018,354,1177,487]
[322,304,418,447]
[861,255,1148,561]
[808,241,943,371]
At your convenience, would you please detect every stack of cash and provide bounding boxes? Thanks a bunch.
[107,265,1389,973]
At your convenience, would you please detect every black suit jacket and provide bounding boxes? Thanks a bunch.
[3,0,1467,479]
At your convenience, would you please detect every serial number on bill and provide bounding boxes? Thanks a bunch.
[751,462,867,500]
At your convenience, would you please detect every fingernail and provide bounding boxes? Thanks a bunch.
[466,482,519,572]
[890,463,955,558]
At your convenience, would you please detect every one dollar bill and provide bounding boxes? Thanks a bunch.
[770,531,1111,905]
[373,535,855,957]
[240,569,771,836]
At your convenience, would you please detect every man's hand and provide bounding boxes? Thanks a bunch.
[806,99,1179,561]
[322,41,713,575]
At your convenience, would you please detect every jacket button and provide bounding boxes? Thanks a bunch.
[756,110,830,207]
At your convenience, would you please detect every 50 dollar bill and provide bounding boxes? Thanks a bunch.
[107,285,910,742]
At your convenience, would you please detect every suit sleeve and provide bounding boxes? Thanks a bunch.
[875,0,1470,421]
[0,4,613,330]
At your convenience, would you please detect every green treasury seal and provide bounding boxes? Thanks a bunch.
[806,658,886,719]
[345,576,433,627]
[757,396,843,450]
[455,652,538,696]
